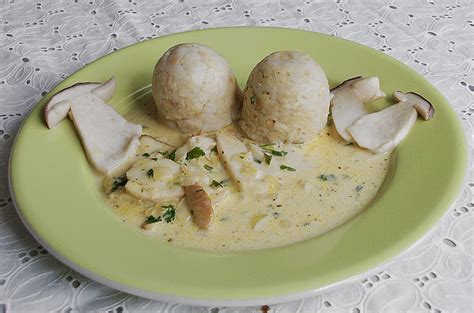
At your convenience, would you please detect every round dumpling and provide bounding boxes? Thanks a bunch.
[239,51,331,143]
[152,43,241,134]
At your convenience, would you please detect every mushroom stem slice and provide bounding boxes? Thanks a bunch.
[44,77,116,129]
[347,102,418,154]
[184,183,213,230]
[330,77,385,142]
[394,91,435,120]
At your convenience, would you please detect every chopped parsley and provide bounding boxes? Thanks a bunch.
[203,164,214,172]
[142,153,150,157]
[162,205,176,223]
[260,143,275,148]
[280,165,296,171]
[111,175,128,192]
[266,149,288,156]
[166,149,176,161]
[264,152,272,165]
[318,174,336,181]
[158,151,168,156]
[356,185,364,192]
[150,157,158,161]
[260,143,288,156]
[210,180,225,188]
[186,147,205,160]
[147,169,154,178]
[254,158,262,164]
[250,95,257,105]
[145,215,161,224]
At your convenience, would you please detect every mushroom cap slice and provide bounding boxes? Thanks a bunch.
[347,102,417,154]
[331,87,368,141]
[394,91,435,120]
[351,77,385,102]
[44,77,116,129]
[330,76,385,142]
[184,183,213,230]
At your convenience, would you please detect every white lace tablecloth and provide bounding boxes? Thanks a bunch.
[1,0,473,312]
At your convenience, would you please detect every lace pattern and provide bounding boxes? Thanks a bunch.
[0,0,473,311]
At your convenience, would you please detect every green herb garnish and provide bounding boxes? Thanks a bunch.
[145,215,161,224]
[166,149,176,161]
[147,169,154,178]
[162,205,176,223]
[356,185,364,192]
[260,143,288,156]
[186,147,205,160]
[318,174,336,181]
[264,152,272,165]
[280,165,296,171]
[111,175,128,192]
[203,164,213,172]
[210,180,225,188]
[142,153,150,157]
[150,157,158,161]
[254,158,262,164]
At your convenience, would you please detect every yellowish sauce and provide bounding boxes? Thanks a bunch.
[100,102,390,251]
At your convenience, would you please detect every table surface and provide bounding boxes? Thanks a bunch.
[1,0,473,312]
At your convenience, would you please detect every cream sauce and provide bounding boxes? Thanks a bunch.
[100,102,391,251]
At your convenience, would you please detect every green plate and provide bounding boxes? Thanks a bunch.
[9,27,467,306]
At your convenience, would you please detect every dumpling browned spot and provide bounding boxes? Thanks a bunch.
[184,183,213,230]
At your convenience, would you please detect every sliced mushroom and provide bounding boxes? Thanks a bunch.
[126,157,184,201]
[138,135,175,156]
[330,76,385,142]
[45,77,116,129]
[394,91,435,120]
[215,132,249,191]
[44,78,142,176]
[184,183,213,230]
[347,102,417,154]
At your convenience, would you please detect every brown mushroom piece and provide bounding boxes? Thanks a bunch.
[393,91,435,120]
[184,183,213,230]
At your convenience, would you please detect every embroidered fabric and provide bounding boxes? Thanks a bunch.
[0,1,472,311]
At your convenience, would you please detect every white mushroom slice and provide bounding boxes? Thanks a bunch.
[174,135,216,164]
[184,183,213,230]
[330,76,385,142]
[44,77,140,176]
[126,157,184,201]
[215,132,249,191]
[138,135,175,156]
[394,91,435,120]
[69,94,142,176]
[351,77,385,102]
[44,77,116,129]
[347,102,417,154]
